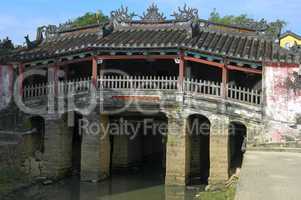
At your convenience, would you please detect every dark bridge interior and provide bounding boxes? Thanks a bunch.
[108,113,168,183]
[188,114,210,185]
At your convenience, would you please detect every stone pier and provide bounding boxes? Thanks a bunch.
[209,116,230,185]
[80,112,101,181]
[99,113,111,180]
[165,113,190,186]
[43,114,73,178]
[80,112,111,181]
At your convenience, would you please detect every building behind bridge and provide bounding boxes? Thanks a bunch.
[0,5,301,187]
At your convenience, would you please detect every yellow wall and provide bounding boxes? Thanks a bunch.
[280,35,301,48]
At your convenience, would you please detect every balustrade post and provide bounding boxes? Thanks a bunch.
[222,64,228,99]
[92,57,98,86]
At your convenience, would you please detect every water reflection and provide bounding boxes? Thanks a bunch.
[7,168,199,200]
[8,175,196,200]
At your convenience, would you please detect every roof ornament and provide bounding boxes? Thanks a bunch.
[0,37,14,50]
[111,6,137,23]
[57,21,74,32]
[25,26,44,48]
[45,25,59,37]
[24,35,38,49]
[234,18,269,32]
[172,4,199,21]
[140,3,166,22]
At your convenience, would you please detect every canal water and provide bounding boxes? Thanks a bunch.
[5,166,200,200]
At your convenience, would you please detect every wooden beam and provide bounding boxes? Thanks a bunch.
[183,56,224,68]
[227,65,262,74]
[97,55,177,60]
[22,57,93,69]
[263,61,299,68]
[184,56,262,75]
[57,57,92,67]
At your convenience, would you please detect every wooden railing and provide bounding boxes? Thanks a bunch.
[227,84,261,105]
[22,76,262,106]
[184,79,221,97]
[97,76,178,90]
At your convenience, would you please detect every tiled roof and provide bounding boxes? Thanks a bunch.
[280,31,301,40]
[5,20,300,64]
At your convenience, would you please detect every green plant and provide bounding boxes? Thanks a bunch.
[197,185,236,200]
[71,11,108,27]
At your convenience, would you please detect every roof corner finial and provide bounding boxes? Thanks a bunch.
[111,5,137,24]
[172,4,199,21]
[25,35,34,48]
[25,32,42,49]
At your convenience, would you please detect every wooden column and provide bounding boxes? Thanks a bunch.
[92,57,98,85]
[222,65,228,99]
[19,64,25,96]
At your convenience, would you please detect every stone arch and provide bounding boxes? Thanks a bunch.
[187,114,211,185]
[228,121,247,176]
